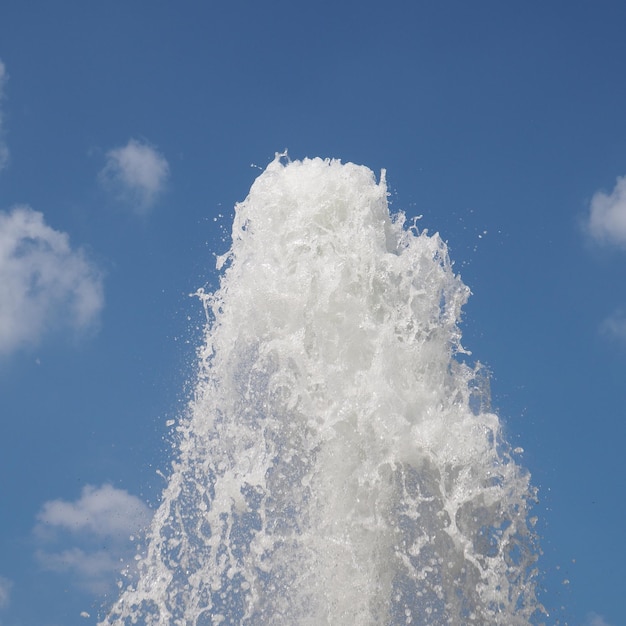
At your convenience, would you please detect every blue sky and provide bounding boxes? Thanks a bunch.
[0,1,625,624]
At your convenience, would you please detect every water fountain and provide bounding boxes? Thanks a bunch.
[101,154,540,625]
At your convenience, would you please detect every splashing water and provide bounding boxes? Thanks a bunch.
[102,155,540,625]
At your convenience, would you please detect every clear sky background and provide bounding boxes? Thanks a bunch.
[0,2,624,625]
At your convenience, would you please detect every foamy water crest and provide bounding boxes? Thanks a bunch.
[102,155,540,625]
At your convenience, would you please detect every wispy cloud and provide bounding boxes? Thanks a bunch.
[0,575,11,609]
[0,206,104,356]
[0,59,9,171]
[35,484,151,594]
[99,138,170,213]
[599,309,626,343]
[587,175,626,247]
[587,612,613,626]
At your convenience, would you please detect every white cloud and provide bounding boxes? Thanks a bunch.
[587,175,626,247]
[35,548,125,595]
[600,309,626,343]
[36,484,151,539]
[587,612,613,626]
[0,206,104,356]
[0,576,11,609]
[35,484,151,594]
[99,138,170,213]
[0,59,9,171]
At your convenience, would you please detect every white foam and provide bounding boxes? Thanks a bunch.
[102,155,540,625]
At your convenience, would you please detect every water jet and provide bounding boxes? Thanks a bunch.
[102,155,540,625]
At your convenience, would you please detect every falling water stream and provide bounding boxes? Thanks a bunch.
[101,155,540,625]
